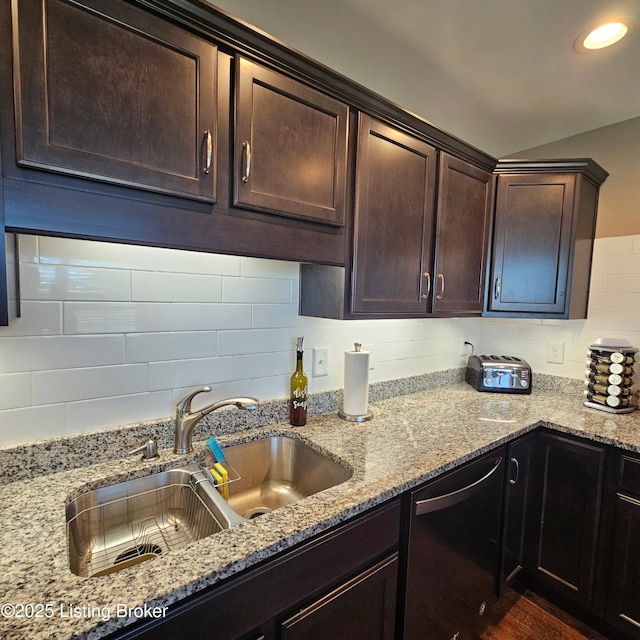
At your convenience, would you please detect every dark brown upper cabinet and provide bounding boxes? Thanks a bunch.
[350,114,437,316]
[300,119,493,319]
[233,56,349,226]
[486,159,608,319]
[12,0,217,202]
[432,153,493,314]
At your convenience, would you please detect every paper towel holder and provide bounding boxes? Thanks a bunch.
[338,342,374,422]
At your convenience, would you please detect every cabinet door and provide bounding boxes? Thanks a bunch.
[234,56,348,226]
[280,554,397,640]
[502,434,534,586]
[527,433,605,608]
[12,0,217,201]
[607,494,640,638]
[488,174,576,315]
[351,114,437,316]
[432,153,492,314]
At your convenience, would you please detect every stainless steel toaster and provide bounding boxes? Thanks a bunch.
[465,355,532,394]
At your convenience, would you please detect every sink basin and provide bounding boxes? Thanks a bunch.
[223,436,353,519]
[66,436,351,577]
[66,465,243,577]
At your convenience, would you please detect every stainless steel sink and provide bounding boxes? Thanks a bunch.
[223,435,353,519]
[66,465,244,578]
[66,436,352,577]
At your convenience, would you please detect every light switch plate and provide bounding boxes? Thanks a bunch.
[312,347,328,377]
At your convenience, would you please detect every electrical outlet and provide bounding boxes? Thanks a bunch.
[459,338,474,357]
[547,342,564,364]
[312,347,328,377]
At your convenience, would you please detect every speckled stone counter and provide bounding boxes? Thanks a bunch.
[2,379,640,640]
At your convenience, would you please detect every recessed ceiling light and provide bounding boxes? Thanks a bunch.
[574,18,635,53]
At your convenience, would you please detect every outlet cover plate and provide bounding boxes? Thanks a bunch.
[547,342,564,364]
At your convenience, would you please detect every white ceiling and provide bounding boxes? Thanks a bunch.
[208,0,640,157]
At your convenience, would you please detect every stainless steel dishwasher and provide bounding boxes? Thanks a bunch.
[402,450,504,640]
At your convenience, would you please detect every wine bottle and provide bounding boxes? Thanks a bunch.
[289,337,308,426]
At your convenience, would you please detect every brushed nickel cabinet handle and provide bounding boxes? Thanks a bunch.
[436,273,445,300]
[421,272,431,300]
[509,457,520,485]
[203,130,212,175]
[494,277,501,300]
[241,140,251,183]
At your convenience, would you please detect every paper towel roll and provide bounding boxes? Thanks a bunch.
[340,343,373,421]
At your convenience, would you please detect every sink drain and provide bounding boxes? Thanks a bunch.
[243,507,273,519]
[114,543,162,565]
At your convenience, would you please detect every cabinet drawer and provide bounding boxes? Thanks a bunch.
[619,453,640,498]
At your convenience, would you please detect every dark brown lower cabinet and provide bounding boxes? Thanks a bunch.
[606,453,640,639]
[525,432,606,609]
[280,554,397,640]
[501,433,535,587]
[607,494,640,638]
[107,500,399,640]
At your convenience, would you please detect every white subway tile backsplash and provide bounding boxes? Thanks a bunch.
[3,233,640,448]
[148,357,233,391]
[21,264,130,301]
[66,392,173,434]
[0,335,124,373]
[18,235,39,264]
[251,374,290,401]
[595,235,634,256]
[217,328,296,356]
[38,236,241,275]
[171,303,252,331]
[591,252,640,276]
[233,351,293,380]
[126,332,218,363]
[587,291,628,312]
[0,301,62,336]
[222,276,292,304]
[0,373,32,410]
[33,364,148,405]
[606,274,640,293]
[0,404,67,445]
[132,272,222,302]
[64,302,172,334]
[252,304,313,329]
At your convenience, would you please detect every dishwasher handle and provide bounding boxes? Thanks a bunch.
[415,456,503,516]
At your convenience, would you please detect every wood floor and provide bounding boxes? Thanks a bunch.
[481,590,609,640]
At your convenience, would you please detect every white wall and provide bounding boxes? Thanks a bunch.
[1,234,639,447]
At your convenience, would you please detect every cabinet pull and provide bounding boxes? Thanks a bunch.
[203,130,212,175]
[421,272,431,300]
[509,457,520,485]
[241,140,251,183]
[415,457,503,515]
[494,277,501,300]
[436,273,445,300]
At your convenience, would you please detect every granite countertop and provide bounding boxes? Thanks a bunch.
[2,380,640,640]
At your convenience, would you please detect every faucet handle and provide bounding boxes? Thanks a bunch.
[129,439,159,461]
[176,386,212,416]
